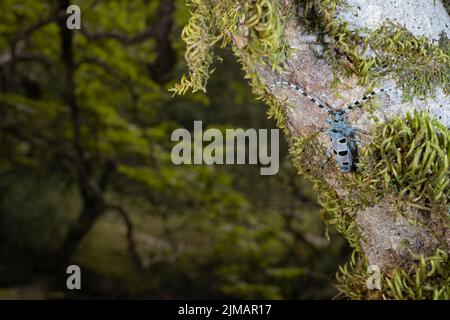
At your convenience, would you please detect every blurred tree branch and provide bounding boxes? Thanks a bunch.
[148,0,176,84]
[54,0,177,268]
[109,204,144,270]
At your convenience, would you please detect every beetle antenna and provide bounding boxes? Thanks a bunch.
[272,81,335,113]
[345,87,396,112]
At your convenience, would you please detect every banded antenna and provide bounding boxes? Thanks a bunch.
[272,81,335,113]
[345,87,396,112]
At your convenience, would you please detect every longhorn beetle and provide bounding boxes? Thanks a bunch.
[272,81,394,172]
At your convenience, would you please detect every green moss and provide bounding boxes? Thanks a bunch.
[170,0,220,95]
[233,48,290,132]
[171,0,290,95]
[300,1,450,99]
[336,249,450,300]
[265,98,288,132]
[334,250,375,299]
[287,112,449,250]
[367,24,450,100]
[289,111,450,299]
[241,0,291,68]
[355,111,450,208]
[173,0,449,102]
[289,135,362,250]
[334,112,450,299]
[385,249,450,299]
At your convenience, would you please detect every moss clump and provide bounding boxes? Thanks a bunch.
[171,0,290,95]
[356,111,450,209]
[170,0,293,128]
[367,24,450,100]
[300,0,450,99]
[241,0,291,67]
[290,112,450,300]
[336,249,450,300]
[385,249,450,299]
[290,134,362,250]
[170,0,221,95]
[334,250,374,299]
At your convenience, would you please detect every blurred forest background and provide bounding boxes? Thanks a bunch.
[0,0,349,299]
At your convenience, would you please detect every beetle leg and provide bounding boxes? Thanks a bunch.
[321,148,333,166]
[352,127,368,135]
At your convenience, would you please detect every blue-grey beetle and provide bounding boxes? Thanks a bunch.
[272,81,392,172]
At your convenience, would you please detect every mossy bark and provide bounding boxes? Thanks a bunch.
[230,0,450,273]
[174,0,450,299]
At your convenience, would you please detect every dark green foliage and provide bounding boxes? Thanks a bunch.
[0,0,346,299]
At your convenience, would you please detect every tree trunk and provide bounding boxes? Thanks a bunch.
[174,0,450,298]
[232,0,450,272]
[56,0,107,265]
[59,202,105,263]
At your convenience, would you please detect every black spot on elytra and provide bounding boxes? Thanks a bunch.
[342,161,349,166]
[339,138,347,143]
[338,150,348,156]
[333,150,337,155]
